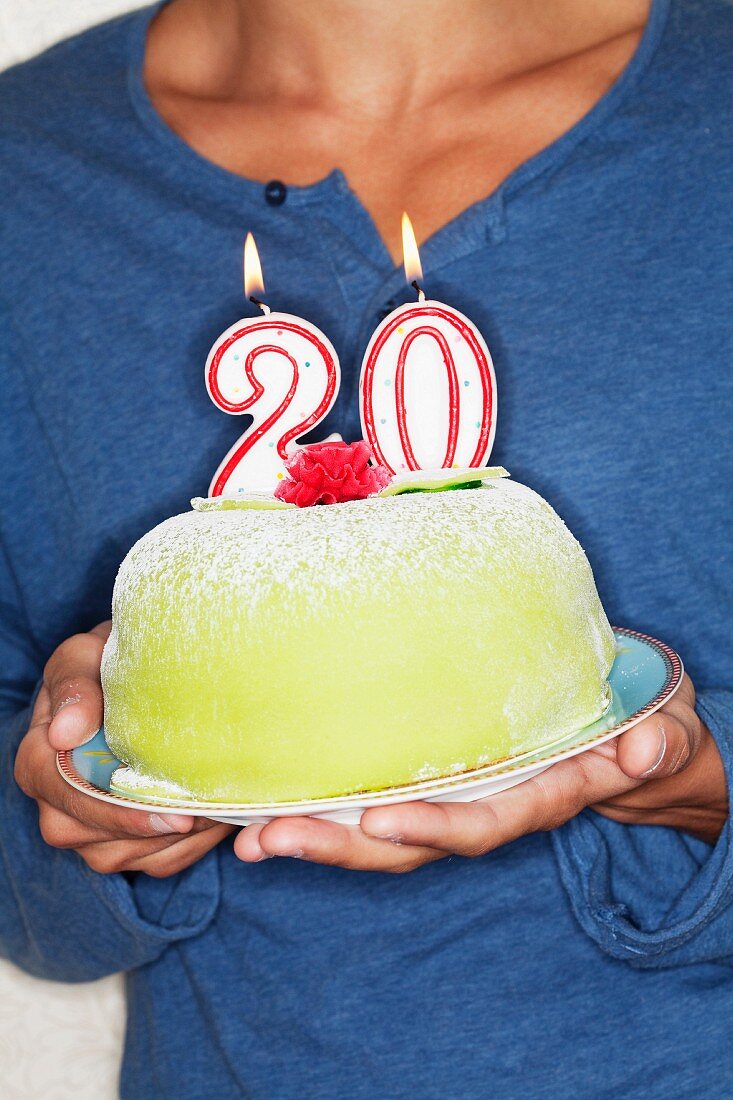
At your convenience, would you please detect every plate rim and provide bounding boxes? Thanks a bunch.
[57,626,683,816]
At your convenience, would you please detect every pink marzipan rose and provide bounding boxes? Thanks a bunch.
[274,440,391,507]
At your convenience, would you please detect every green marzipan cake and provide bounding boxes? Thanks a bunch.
[101,478,615,803]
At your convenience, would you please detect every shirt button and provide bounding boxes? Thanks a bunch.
[264,180,287,206]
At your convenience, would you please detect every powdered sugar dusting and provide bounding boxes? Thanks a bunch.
[111,480,596,617]
[111,764,193,800]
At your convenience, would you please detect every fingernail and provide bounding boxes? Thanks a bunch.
[256,853,274,862]
[641,730,667,777]
[149,814,191,834]
[378,833,404,844]
[282,848,305,859]
[52,693,81,717]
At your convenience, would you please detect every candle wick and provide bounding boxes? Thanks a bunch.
[411,280,426,303]
[249,295,272,316]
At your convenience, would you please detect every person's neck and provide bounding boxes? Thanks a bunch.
[146,0,650,260]
[149,0,650,118]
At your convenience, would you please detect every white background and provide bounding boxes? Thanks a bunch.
[0,5,145,1096]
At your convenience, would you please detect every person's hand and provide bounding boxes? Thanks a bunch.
[235,674,727,872]
[15,623,233,877]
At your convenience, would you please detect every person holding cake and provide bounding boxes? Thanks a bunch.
[2,0,732,1097]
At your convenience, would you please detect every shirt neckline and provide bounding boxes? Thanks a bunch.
[127,0,671,241]
[496,0,671,206]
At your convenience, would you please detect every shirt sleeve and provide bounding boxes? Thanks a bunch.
[0,536,221,984]
[552,689,733,968]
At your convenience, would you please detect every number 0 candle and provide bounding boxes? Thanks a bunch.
[359,214,497,475]
[206,234,341,496]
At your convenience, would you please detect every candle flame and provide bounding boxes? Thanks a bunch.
[243,232,265,300]
[401,212,424,285]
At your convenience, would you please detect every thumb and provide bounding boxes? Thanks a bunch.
[45,632,106,751]
[615,705,702,782]
[48,688,103,751]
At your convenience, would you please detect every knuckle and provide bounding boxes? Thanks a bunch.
[142,852,188,879]
[61,787,94,826]
[390,856,428,874]
[81,848,126,875]
[14,732,47,798]
[533,775,568,832]
[681,675,696,707]
[105,854,134,874]
[443,810,486,858]
[38,810,71,849]
[459,803,501,856]
[539,794,575,833]
[13,747,32,796]
[569,755,604,814]
[673,743,692,773]
[37,811,57,847]
[462,837,492,859]
[682,706,704,752]
[668,728,696,773]
[113,810,157,837]
[79,849,110,874]
[44,637,79,680]
[144,863,179,879]
[654,713,693,774]
[689,717,704,759]
[570,752,593,789]
[44,633,104,692]
[49,676,85,708]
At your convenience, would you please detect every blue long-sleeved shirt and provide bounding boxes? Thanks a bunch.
[1,1,732,1096]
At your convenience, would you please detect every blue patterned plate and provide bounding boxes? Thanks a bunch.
[57,627,682,825]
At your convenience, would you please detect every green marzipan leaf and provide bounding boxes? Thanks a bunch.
[190,495,295,512]
[379,466,509,497]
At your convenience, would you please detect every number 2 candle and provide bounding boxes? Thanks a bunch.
[359,214,497,475]
[206,234,341,496]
